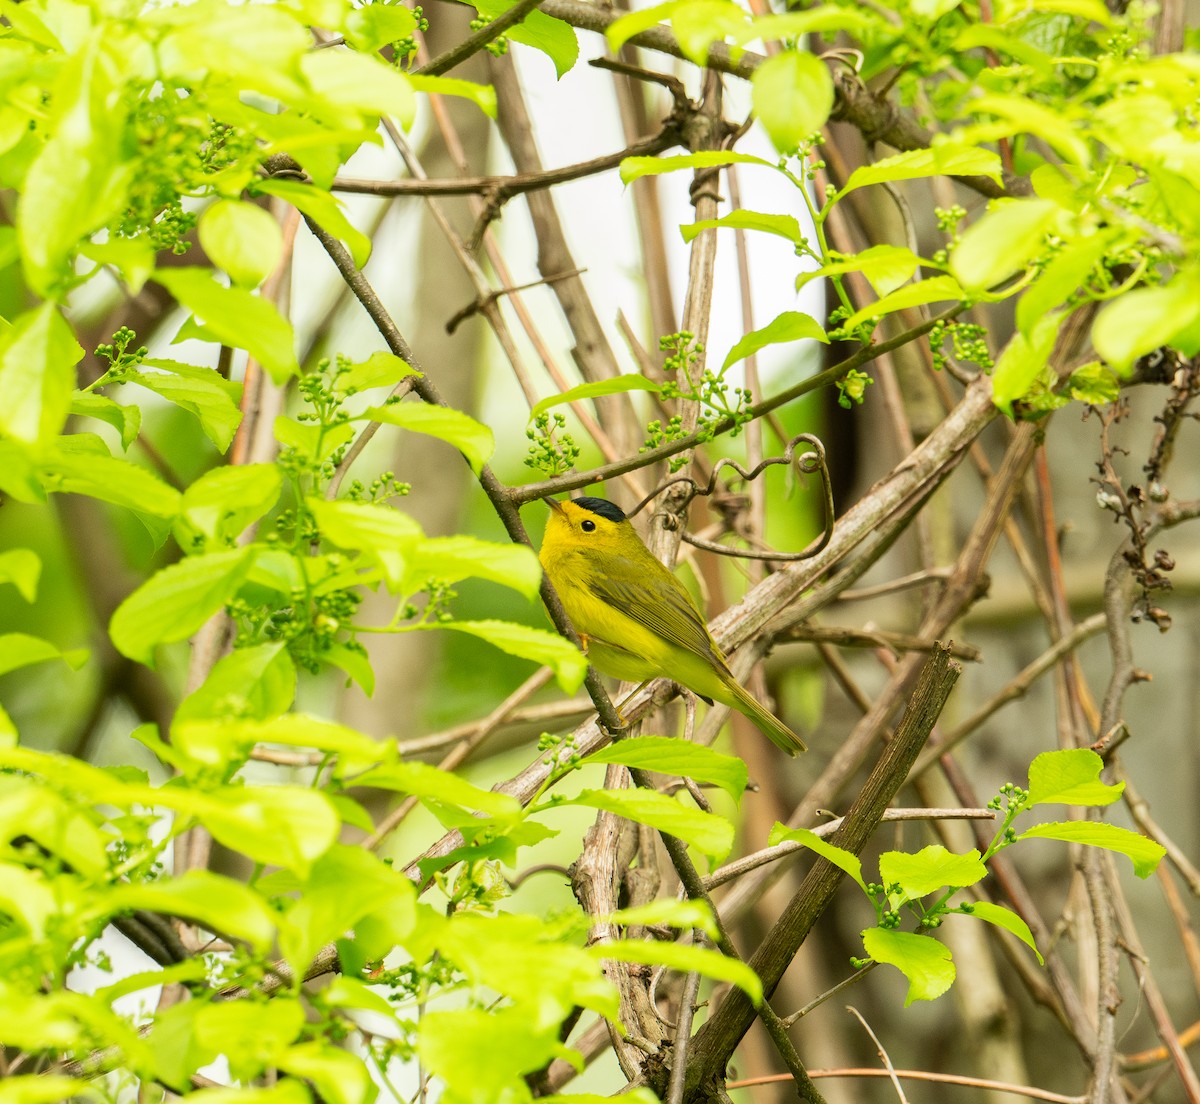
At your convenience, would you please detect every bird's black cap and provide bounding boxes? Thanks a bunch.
[573,496,627,522]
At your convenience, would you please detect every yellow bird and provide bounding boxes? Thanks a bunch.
[539,496,806,755]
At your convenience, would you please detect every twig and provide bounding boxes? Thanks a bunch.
[727,1068,1088,1103]
[416,0,547,75]
[779,623,982,661]
[847,1005,910,1104]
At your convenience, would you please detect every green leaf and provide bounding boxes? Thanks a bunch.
[306,498,423,589]
[0,303,82,446]
[333,350,418,394]
[879,845,987,898]
[109,548,256,667]
[324,642,375,696]
[278,845,416,974]
[155,268,299,384]
[767,824,867,891]
[438,619,588,693]
[971,93,1091,167]
[175,463,282,549]
[733,7,874,43]
[593,937,762,1003]
[992,309,1063,416]
[530,376,661,422]
[363,401,494,474]
[254,178,373,270]
[474,0,579,77]
[344,3,418,52]
[681,209,805,245]
[1068,361,1119,405]
[181,1083,310,1104]
[193,785,341,876]
[798,244,925,297]
[0,774,107,877]
[174,643,296,727]
[300,47,416,129]
[408,74,497,118]
[99,871,276,951]
[861,927,955,1004]
[951,198,1061,293]
[0,633,88,678]
[723,311,828,369]
[1092,272,1200,374]
[38,436,182,519]
[961,900,1043,963]
[752,50,834,154]
[277,1040,375,1104]
[606,0,682,50]
[198,199,283,289]
[670,0,749,65]
[274,416,355,463]
[0,1077,102,1104]
[69,392,142,451]
[0,549,41,603]
[192,1000,305,1082]
[1016,231,1115,336]
[563,787,734,863]
[354,761,522,820]
[606,898,718,940]
[78,235,157,294]
[175,713,388,775]
[585,735,748,803]
[843,275,965,331]
[17,40,132,296]
[1026,748,1124,807]
[1018,821,1165,879]
[403,535,543,600]
[840,145,1003,194]
[620,150,775,185]
[132,359,244,451]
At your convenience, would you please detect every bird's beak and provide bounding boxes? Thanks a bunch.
[545,497,566,515]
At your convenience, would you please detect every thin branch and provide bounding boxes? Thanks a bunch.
[416,0,547,75]
[728,1068,1088,1103]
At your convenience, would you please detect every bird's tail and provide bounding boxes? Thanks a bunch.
[726,678,808,756]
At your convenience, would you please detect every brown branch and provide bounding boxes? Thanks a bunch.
[683,645,962,1101]
[416,0,547,76]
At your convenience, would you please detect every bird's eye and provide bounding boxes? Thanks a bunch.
[581,519,596,533]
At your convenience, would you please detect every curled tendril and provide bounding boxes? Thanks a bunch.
[626,433,835,562]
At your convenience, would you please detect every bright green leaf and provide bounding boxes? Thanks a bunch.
[277,1039,375,1104]
[174,643,296,727]
[1068,361,1119,405]
[752,50,834,154]
[0,1076,102,1104]
[732,7,874,44]
[0,633,88,678]
[474,0,579,77]
[606,898,718,940]
[961,900,1043,963]
[1027,748,1124,807]
[1092,273,1200,374]
[69,392,142,450]
[1016,231,1115,336]
[403,535,543,600]
[175,463,282,549]
[843,275,965,331]
[586,735,748,803]
[408,74,497,118]
[100,871,276,951]
[671,0,748,65]
[155,268,299,384]
[333,350,418,394]
[681,209,805,245]
[530,376,661,422]
[606,0,681,50]
[355,760,523,819]
[132,359,244,451]
[306,498,423,589]
[109,548,256,667]
[723,311,828,369]
[363,401,494,474]
[1018,821,1165,879]
[199,199,283,288]
[344,3,418,51]
[437,619,588,693]
[797,244,925,297]
[862,927,955,1004]
[951,198,1061,293]
[38,436,182,519]
[0,549,40,603]
[992,309,1063,416]
[593,937,762,1003]
[563,787,733,862]
[879,845,987,898]
[0,303,82,446]
[254,177,373,270]
[620,150,775,185]
[300,47,416,129]
[767,824,867,891]
[840,145,1003,194]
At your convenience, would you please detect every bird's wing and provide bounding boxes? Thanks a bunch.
[585,554,727,668]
